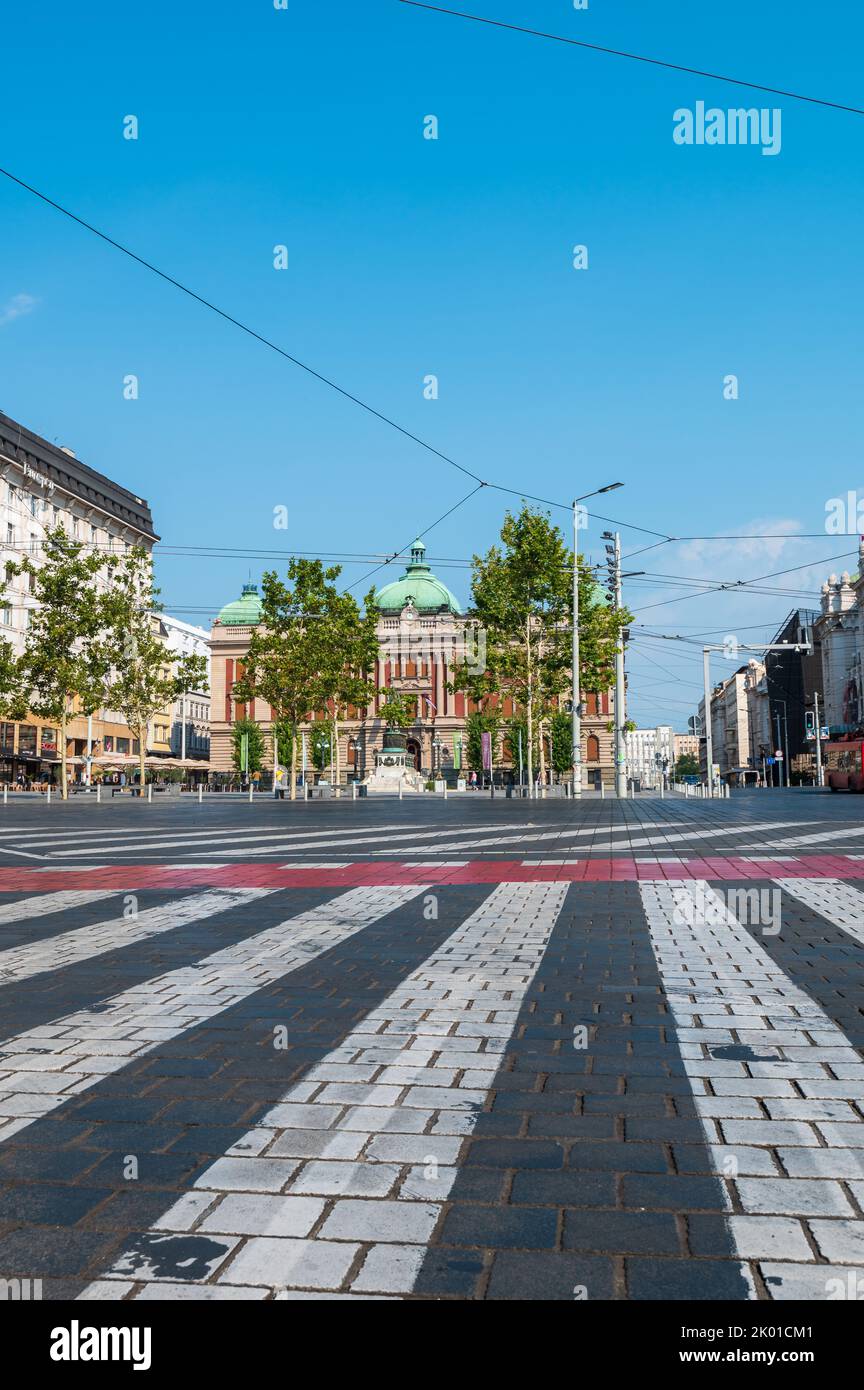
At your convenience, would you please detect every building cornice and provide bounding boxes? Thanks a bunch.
[0,411,158,541]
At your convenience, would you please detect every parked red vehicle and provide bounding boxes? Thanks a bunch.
[825,741,864,792]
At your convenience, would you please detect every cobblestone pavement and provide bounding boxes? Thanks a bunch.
[0,793,862,1300]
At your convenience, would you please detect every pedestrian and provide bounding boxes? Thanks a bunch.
[470,769,478,791]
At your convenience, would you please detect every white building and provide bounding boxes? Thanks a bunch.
[158,613,211,763]
[625,725,674,789]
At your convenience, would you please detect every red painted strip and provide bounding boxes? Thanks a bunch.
[0,856,863,891]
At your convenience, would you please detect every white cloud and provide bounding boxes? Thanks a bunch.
[0,293,38,327]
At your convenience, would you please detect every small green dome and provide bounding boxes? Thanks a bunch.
[375,540,462,615]
[218,583,262,627]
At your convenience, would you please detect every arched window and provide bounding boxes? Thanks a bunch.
[586,734,600,762]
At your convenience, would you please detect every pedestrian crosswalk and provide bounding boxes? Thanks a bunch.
[0,871,861,1300]
[5,811,864,866]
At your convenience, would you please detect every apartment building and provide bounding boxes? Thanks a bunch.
[0,411,158,783]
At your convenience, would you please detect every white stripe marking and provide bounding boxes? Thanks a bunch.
[0,888,276,986]
[0,891,119,926]
[0,885,428,1139]
[775,878,864,949]
[87,881,569,1298]
[640,881,864,1300]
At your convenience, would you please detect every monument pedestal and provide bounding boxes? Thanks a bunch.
[362,730,425,794]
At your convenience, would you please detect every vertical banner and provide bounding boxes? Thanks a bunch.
[453,733,462,771]
[481,730,492,772]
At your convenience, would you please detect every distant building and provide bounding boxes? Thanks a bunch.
[158,614,211,765]
[815,546,864,733]
[673,732,699,763]
[625,725,674,789]
[763,610,822,782]
[210,541,617,786]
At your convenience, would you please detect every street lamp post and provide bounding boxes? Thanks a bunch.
[571,483,623,799]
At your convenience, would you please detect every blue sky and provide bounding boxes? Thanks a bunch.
[1,0,862,727]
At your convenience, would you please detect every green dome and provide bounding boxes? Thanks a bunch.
[218,583,262,627]
[375,540,462,615]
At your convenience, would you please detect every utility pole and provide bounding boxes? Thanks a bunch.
[601,524,640,800]
[774,711,785,788]
[703,648,715,799]
[814,692,824,787]
[572,500,581,798]
[612,533,626,798]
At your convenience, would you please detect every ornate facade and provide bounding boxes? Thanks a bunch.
[210,541,616,786]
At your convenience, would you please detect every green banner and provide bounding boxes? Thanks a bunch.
[453,733,462,771]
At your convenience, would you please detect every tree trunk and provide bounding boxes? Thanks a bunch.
[60,704,68,801]
[290,730,297,802]
[538,716,546,789]
[139,720,147,798]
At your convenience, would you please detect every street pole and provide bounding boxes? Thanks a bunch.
[782,701,790,787]
[572,500,581,798]
[814,691,824,787]
[774,711,785,788]
[613,533,627,799]
[85,713,92,787]
[181,691,187,762]
[703,648,715,799]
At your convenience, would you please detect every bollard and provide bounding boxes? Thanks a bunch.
[600,779,605,799]
[443,780,448,800]
[249,783,253,803]
[2,786,6,806]
[47,785,51,805]
[198,786,203,805]
[353,782,357,801]
[97,783,101,804]
[147,784,152,804]
[399,782,403,801]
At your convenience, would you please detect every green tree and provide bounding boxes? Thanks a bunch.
[102,547,208,794]
[451,506,629,790]
[10,526,116,799]
[232,717,265,776]
[271,717,297,774]
[675,752,700,779]
[379,691,418,729]
[452,511,630,795]
[464,710,499,775]
[232,560,339,801]
[319,587,379,794]
[549,709,573,777]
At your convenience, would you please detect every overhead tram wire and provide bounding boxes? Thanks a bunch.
[343,483,486,595]
[397,1,864,116]
[0,164,665,545]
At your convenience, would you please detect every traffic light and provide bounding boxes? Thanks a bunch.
[804,710,815,740]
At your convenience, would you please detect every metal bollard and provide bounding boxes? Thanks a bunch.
[353,782,357,801]
[198,785,203,804]
[148,784,152,804]
[97,783,101,804]
[249,784,253,803]
[47,785,51,805]
[443,780,448,800]
[2,786,6,806]
[399,782,403,801]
